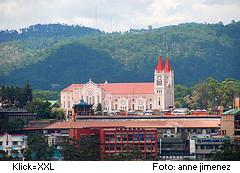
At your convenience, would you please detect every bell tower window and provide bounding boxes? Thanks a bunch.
[156,76,162,86]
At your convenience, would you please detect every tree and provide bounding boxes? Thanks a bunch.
[23,134,54,161]
[60,136,100,161]
[212,141,240,161]
[0,150,11,161]
[96,103,102,112]
[60,138,82,161]
[22,80,33,106]
[221,79,240,108]
[182,77,240,110]
[175,84,192,108]
[50,107,65,120]
[0,81,33,108]
[26,98,51,119]
[0,118,24,131]
[8,118,25,130]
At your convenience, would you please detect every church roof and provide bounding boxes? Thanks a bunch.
[62,82,154,94]
[102,82,154,94]
[165,57,171,73]
[156,56,164,72]
[62,84,83,92]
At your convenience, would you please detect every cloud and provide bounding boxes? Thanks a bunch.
[0,0,239,32]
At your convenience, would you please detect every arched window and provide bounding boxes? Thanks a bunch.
[157,80,162,86]
[97,95,100,104]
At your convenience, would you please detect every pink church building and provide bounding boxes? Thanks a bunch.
[60,57,174,114]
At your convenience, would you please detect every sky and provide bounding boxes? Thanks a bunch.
[0,0,240,32]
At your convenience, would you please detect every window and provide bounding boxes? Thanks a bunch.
[206,145,213,149]
[157,80,162,86]
[12,141,18,145]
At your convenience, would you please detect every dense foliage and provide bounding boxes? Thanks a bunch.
[23,134,54,161]
[0,23,102,42]
[0,118,25,131]
[60,136,100,161]
[0,81,32,108]
[26,98,51,119]
[212,141,240,161]
[175,77,240,110]
[181,77,240,109]
[0,22,239,89]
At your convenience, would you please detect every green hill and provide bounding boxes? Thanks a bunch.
[0,22,239,89]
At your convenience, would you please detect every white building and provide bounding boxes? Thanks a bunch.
[0,133,27,157]
[61,57,174,114]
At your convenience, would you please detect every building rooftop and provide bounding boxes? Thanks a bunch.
[62,82,154,94]
[44,119,220,130]
[223,109,240,115]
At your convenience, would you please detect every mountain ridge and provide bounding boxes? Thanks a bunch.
[0,22,239,89]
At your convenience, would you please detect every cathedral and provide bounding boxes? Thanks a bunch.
[60,56,174,114]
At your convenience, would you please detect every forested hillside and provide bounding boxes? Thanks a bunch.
[0,22,239,89]
[0,24,102,42]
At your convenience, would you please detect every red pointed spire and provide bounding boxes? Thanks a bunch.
[165,57,171,73]
[156,56,164,73]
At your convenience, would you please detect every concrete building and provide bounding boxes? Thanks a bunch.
[43,118,220,160]
[234,98,240,109]
[220,109,240,141]
[190,134,229,160]
[0,110,37,124]
[60,57,174,115]
[0,133,27,158]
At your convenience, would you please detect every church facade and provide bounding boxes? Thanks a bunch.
[60,57,174,113]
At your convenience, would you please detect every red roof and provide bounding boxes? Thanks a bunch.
[156,56,164,73]
[62,82,154,94]
[165,58,171,72]
[45,119,220,129]
[102,82,154,94]
[62,84,83,92]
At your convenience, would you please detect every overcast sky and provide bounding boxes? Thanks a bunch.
[0,0,240,32]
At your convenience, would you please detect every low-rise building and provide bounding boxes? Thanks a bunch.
[190,134,229,160]
[220,109,240,141]
[234,98,240,109]
[44,118,221,160]
[0,133,27,158]
[0,110,37,124]
[159,136,191,160]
